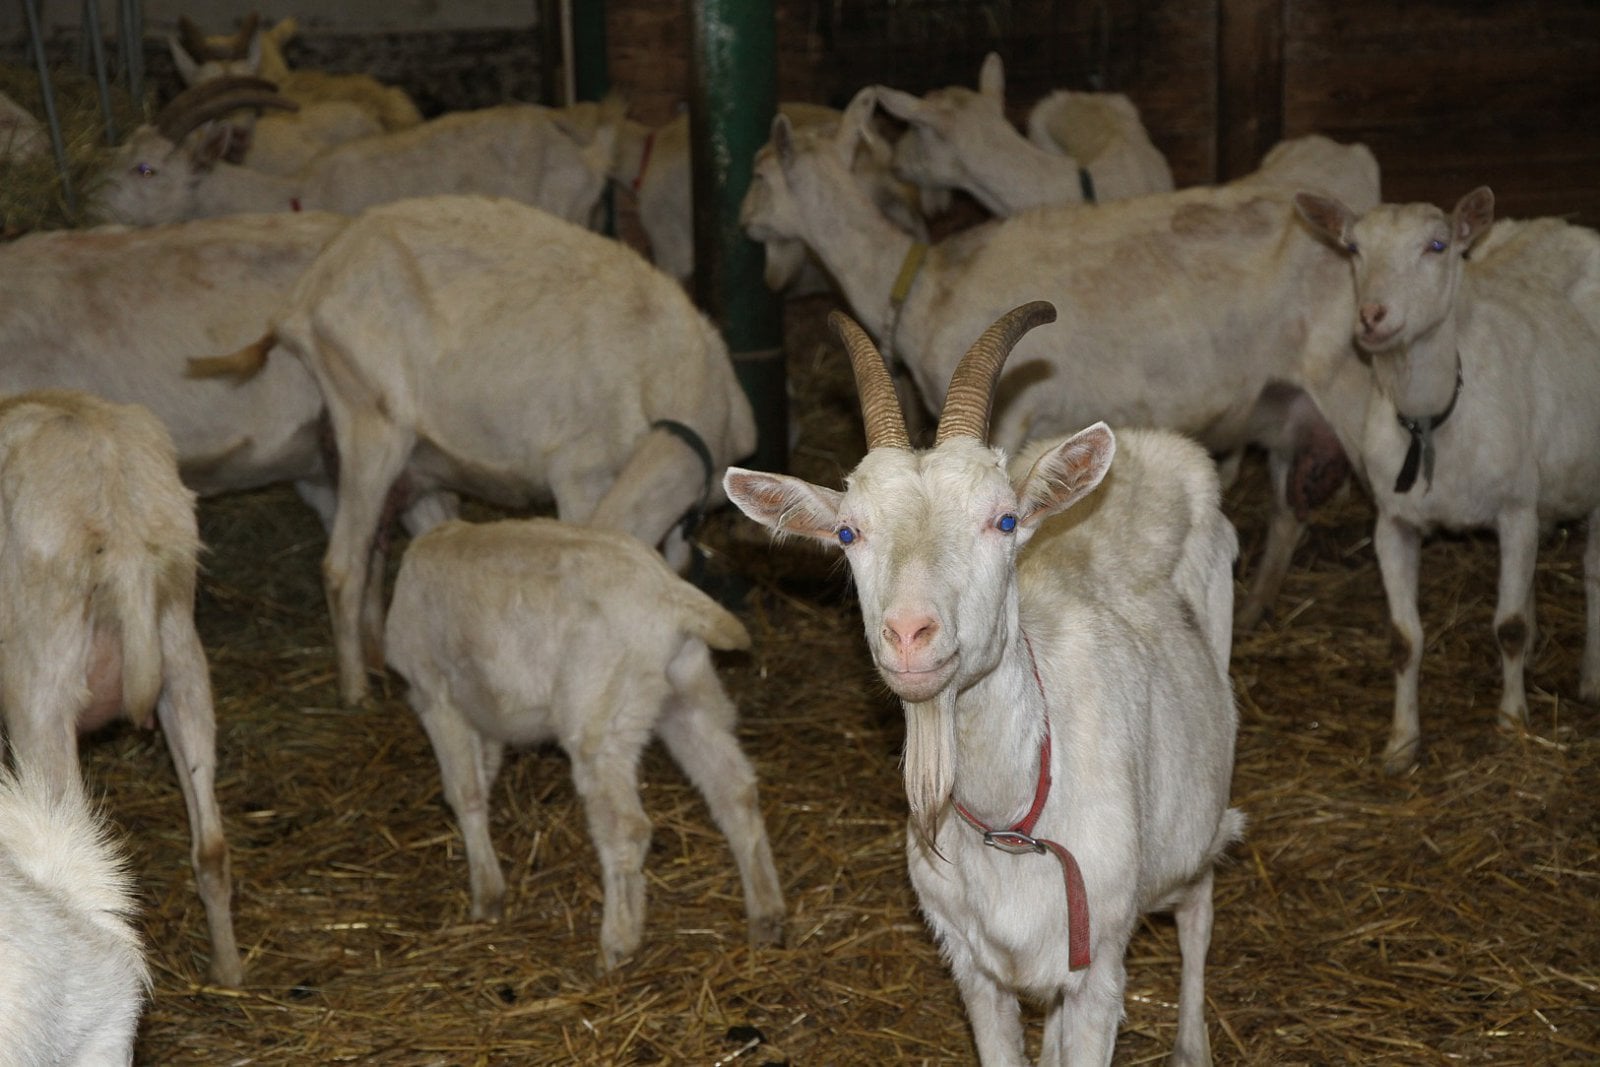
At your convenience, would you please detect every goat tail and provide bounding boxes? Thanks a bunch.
[186,332,274,381]
[99,547,165,728]
[672,583,751,652]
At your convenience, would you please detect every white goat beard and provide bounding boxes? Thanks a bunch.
[902,691,958,848]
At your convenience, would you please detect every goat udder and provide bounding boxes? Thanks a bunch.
[79,629,135,734]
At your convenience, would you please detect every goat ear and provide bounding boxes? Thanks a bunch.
[978,52,1005,103]
[1453,186,1494,247]
[771,113,795,168]
[1294,191,1356,251]
[1014,422,1116,529]
[244,26,263,73]
[875,86,924,125]
[724,469,844,544]
[838,86,880,162]
[168,36,201,84]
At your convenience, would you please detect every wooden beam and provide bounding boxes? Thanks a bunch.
[1217,0,1284,181]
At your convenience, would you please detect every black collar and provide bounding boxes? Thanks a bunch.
[1393,354,1464,494]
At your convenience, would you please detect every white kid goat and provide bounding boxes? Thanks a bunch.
[1295,187,1600,774]
[742,86,1369,629]
[95,82,616,228]
[880,51,1173,218]
[0,390,241,986]
[0,763,148,1066]
[384,517,786,970]
[197,195,756,707]
[725,304,1243,1066]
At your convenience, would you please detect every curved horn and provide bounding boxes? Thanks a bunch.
[155,77,297,144]
[176,15,213,61]
[935,301,1057,445]
[829,309,911,451]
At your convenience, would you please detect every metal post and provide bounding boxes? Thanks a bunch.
[688,0,785,472]
[118,0,143,108]
[22,0,77,217]
[569,0,613,235]
[83,0,117,143]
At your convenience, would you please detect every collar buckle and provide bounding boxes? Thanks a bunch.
[982,829,1047,855]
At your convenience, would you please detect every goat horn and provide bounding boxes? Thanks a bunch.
[935,301,1058,445]
[176,15,213,60]
[226,12,261,58]
[155,77,297,144]
[830,309,911,451]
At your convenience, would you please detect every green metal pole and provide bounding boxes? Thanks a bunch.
[688,0,786,472]
[569,0,614,235]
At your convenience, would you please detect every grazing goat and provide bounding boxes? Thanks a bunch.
[0,389,242,986]
[587,101,926,289]
[741,86,1370,629]
[879,51,1173,218]
[384,517,786,970]
[94,82,616,228]
[0,763,148,1066]
[1295,187,1600,774]
[725,304,1243,1065]
[201,195,756,706]
[170,12,423,131]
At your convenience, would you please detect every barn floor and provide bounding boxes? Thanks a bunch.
[92,295,1599,1066]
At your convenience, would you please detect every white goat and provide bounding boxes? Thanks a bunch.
[1295,187,1600,774]
[725,304,1242,1065]
[0,389,242,987]
[0,211,394,529]
[880,51,1173,218]
[170,13,423,131]
[0,763,148,1067]
[742,86,1372,629]
[202,195,756,707]
[94,86,616,228]
[384,517,786,970]
[594,102,926,289]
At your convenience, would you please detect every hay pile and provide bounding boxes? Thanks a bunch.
[83,294,1598,1064]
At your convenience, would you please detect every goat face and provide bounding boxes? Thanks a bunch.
[95,128,202,225]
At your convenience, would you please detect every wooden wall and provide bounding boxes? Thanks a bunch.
[607,0,1600,226]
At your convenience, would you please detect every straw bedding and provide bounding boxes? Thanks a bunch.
[74,294,1599,1065]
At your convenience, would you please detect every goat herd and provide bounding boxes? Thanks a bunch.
[0,14,1597,1066]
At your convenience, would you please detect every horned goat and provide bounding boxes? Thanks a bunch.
[1295,187,1600,774]
[0,389,242,987]
[170,12,422,131]
[0,763,148,1066]
[880,51,1173,218]
[196,194,756,707]
[384,517,786,970]
[588,101,926,290]
[94,81,616,228]
[741,86,1371,629]
[725,303,1243,1066]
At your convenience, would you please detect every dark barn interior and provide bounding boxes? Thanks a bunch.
[1,2,1598,1064]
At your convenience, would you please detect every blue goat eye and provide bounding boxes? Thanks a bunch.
[1427,238,1446,253]
[997,513,1017,533]
[837,525,855,545]
[135,162,154,177]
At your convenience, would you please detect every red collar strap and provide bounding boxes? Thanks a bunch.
[289,197,302,212]
[630,127,656,194]
[952,632,1092,971]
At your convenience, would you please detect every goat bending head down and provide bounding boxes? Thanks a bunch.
[725,304,1243,1064]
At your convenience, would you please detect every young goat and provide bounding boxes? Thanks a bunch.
[1296,188,1600,774]
[0,389,242,987]
[725,304,1243,1065]
[0,763,148,1065]
[384,518,786,970]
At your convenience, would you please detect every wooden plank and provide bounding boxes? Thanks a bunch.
[1217,0,1284,181]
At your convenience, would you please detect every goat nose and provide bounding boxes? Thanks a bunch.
[1359,303,1387,331]
[883,612,939,653]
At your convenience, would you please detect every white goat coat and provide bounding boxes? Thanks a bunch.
[266,195,757,705]
[0,389,241,987]
[0,766,147,1067]
[384,518,785,970]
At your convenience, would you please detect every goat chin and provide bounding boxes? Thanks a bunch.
[902,690,958,849]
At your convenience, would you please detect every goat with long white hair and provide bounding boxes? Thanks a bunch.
[725,303,1243,1065]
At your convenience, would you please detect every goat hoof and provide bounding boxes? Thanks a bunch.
[748,912,787,948]
[1495,705,1529,731]
[1380,737,1420,777]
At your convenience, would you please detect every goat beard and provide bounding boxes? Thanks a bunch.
[901,689,958,850]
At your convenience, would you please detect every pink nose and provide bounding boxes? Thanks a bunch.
[883,611,939,656]
[1359,302,1387,333]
